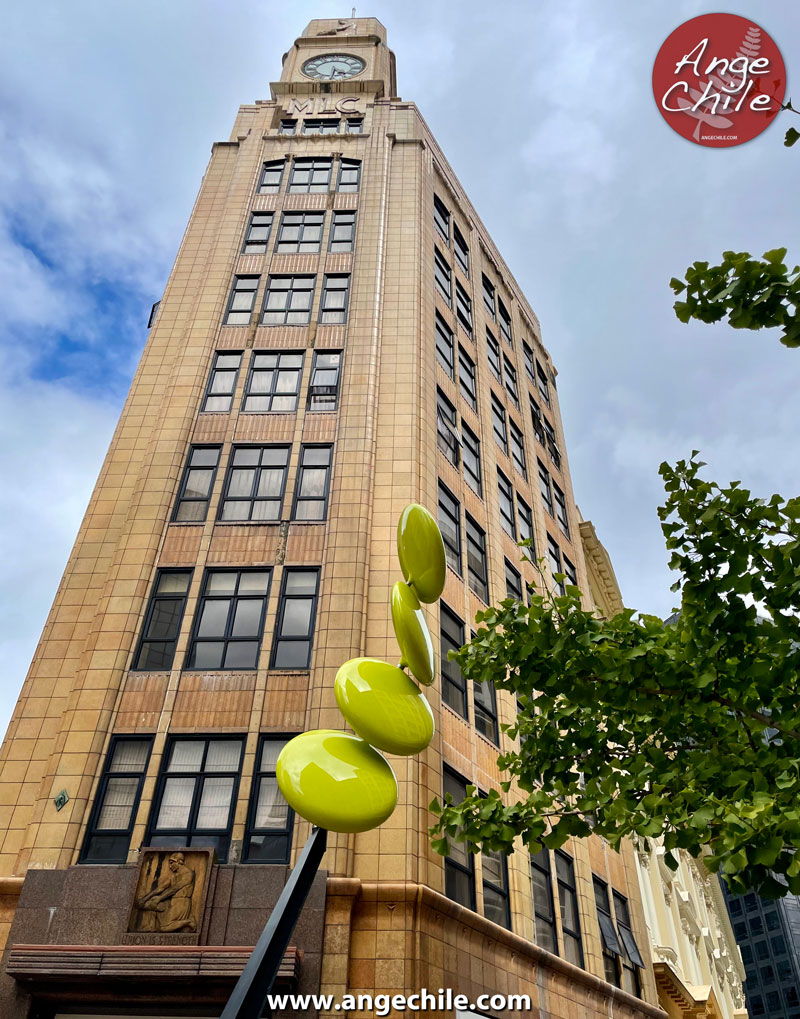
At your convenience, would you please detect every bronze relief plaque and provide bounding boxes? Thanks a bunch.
[126,848,214,942]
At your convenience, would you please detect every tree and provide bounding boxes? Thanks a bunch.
[430,456,800,897]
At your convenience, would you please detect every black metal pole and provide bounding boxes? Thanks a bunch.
[220,826,328,1019]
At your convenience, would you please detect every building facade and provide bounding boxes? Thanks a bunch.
[0,17,667,1019]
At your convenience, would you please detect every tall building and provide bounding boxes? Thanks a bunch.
[0,17,665,1018]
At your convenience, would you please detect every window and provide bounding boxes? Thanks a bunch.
[613,891,644,994]
[509,419,526,478]
[553,483,570,538]
[244,736,295,863]
[517,497,534,551]
[454,224,469,277]
[538,460,554,516]
[503,356,519,406]
[455,281,473,337]
[443,768,475,909]
[750,915,764,936]
[466,514,489,602]
[440,605,467,718]
[187,569,271,670]
[219,446,290,522]
[225,275,260,325]
[148,300,161,329]
[474,680,499,745]
[555,851,583,967]
[491,394,508,455]
[308,350,342,410]
[536,362,551,406]
[133,570,192,670]
[261,276,315,325]
[482,848,509,927]
[259,159,285,194]
[765,909,780,931]
[438,482,461,575]
[530,396,546,445]
[242,351,304,412]
[279,119,296,135]
[770,934,786,955]
[276,211,324,253]
[271,568,320,669]
[434,248,452,305]
[523,340,535,382]
[531,849,558,954]
[81,737,152,863]
[547,535,564,595]
[750,996,764,1016]
[149,736,244,862]
[288,157,332,193]
[486,330,501,380]
[435,313,455,377]
[563,556,578,590]
[292,445,333,521]
[505,560,522,602]
[329,210,356,252]
[543,418,561,470]
[482,274,496,320]
[319,274,351,323]
[458,346,477,410]
[462,424,482,497]
[497,470,516,538]
[437,388,460,467]
[498,298,513,346]
[756,938,771,959]
[594,878,623,985]
[202,352,242,412]
[433,194,450,244]
[302,118,339,134]
[345,117,363,134]
[243,212,274,254]
[337,158,361,192]
[173,446,220,522]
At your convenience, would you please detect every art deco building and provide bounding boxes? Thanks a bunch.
[0,17,667,1019]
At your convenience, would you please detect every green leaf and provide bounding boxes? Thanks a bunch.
[785,126,800,147]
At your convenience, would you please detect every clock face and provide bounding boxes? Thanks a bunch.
[302,53,365,81]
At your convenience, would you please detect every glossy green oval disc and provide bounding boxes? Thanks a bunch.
[396,503,446,603]
[391,582,435,687]
[335,657,434,755]
[276,730,398,833]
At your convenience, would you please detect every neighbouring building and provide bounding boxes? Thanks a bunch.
[0,17,668,1019]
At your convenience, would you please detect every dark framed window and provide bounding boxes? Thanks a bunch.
[538,459,554,516]
[455,281,473,337]
[440,604,467,717]
[505,559,522,601]
[288,157,332,193]
[271,568,320,669]
[291,445,333,521]
[437,388,460,467]
[594,878,624,986]
[613,890,644,994]
[345,117,363,134]
[547,535,564,595]
[337,158,361,193]
[517,497,534,551]
[435,313,455,377]
[279,119,296,135]
[563,557,577,591]
[498,298,512,346]
[543,418,562,470]
[148,300,161,329]
[537,362,551,406]
[261,275,315,325]
[531,848,558,954]
[438,482,461,575]
[276,211,324,253]
[482,848,510,927]
[497,470,516,537]
[81,736,152,863]
[553,482,570,538]
[523,340,535,382]
[474,679,499,745]
[509,418,527,478]
[308,350,342,410]
[319,274,351,324]
[466,514,489,602]
[462,424,482,497]
[454,224,469,277]
[202,352,242,413]
[243,212,274,254]
[173,446,220,522]
[219,446,290,522]
[133,570,193,670]
[329,210,356,252]
[503,356,519,406]
[433,194,450,244]
[302,118,339,135]
[486,330,501,380]
[187,569,271,670]
[555,851,583,967]
[242,351,304,412]
[225,275,260,325]
[434,248,452,305]
[244,735,295,863]
[458,346,477,410]
[148,736,244,862]
[491,394,508,455]
[259,160,285,194]
[443,767,475,909]
[482,274,496,320]
[530,396,546,445]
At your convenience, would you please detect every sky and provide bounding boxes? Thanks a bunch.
[1,1,799,742]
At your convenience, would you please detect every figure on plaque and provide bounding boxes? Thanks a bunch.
[134,852,197,932]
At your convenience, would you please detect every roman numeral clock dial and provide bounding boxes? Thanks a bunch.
[302,53,366,81]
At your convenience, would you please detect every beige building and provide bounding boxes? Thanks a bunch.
[0,17,669,1019]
